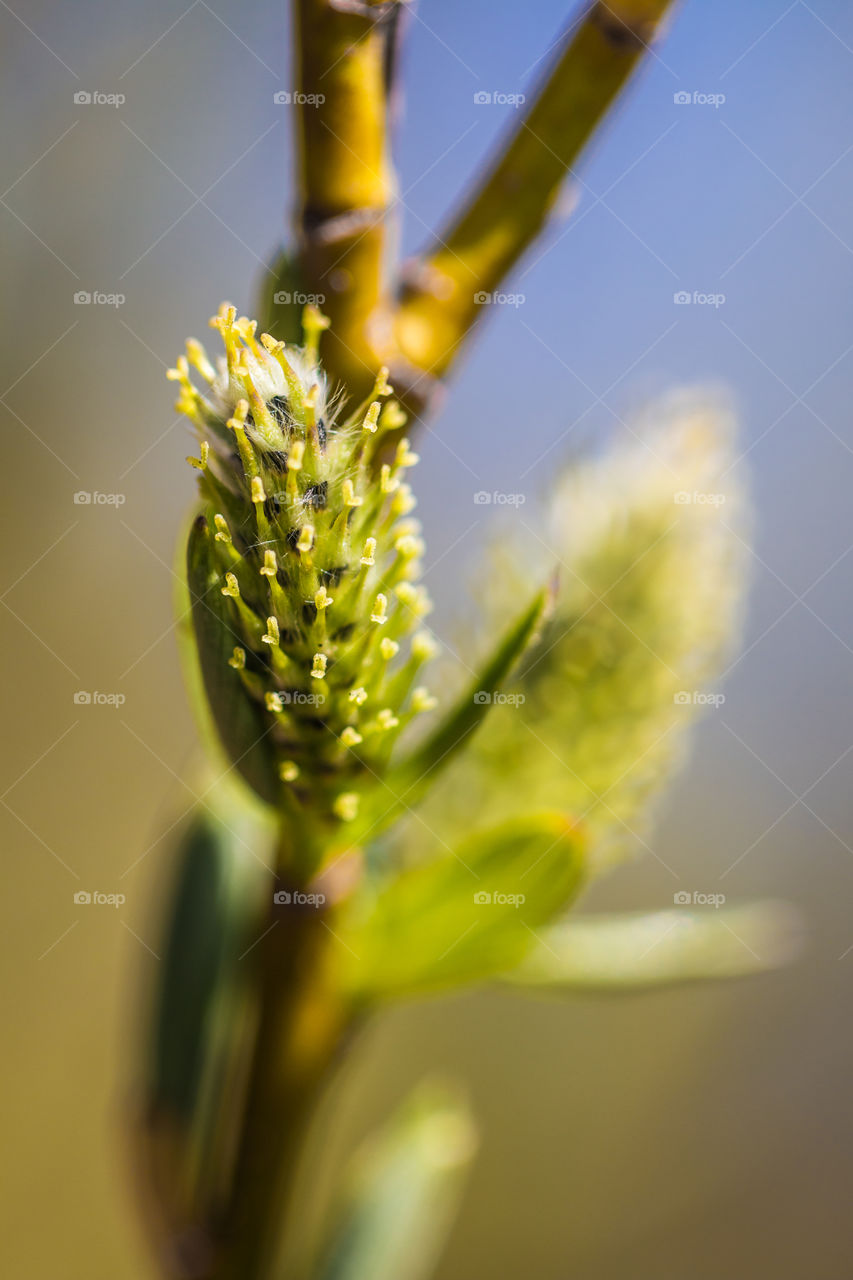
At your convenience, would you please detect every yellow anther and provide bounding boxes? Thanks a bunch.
[228,647,245,669]
[260,549,277,577]
[234,315,258,345]
[396,584,433,617]
[314,586,333,611]
[185,338,215,382]
[376,708,400,730]
[341,726,363,748]
[302,303,330,361]
[395,439,419,468]
[381,401,407,431]
[411,630,437,662]
[333,792,360,822]
[410,687,438,713]
[360,537,376,567]
[380,464,399,494]
[395,534,423,559]
[232,398,249,425]
[342,478,363,507]
[214,514,231,544]
[251,476,266,505]
[279,760,299,782]
[260,332,285,356]
[395,519,422,539]
[259,339,304,408]
[174,391,202,421]
[305,384,319,426]
[166,355,190,383]
[187,440,209,471]
[221,573,240,598]
[265,691,283,713]
[371,593,388,624]
[349,687,368,706]
[362,401,381,433]
[262,616,280,646]
[210,302,237,330]
[391,483,416,516]
[311,653,328,679]
[380,638,399,660]
[296,524,314,554]
[373,367,392,398]
[287,440,304,471]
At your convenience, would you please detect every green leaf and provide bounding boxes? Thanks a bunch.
[506,902,800,992]
[336,813,585,997]
[144,805,266,1223]
[148,809,260,1118]
[355,580,554,844]
[313,1083,477,1280]
[186,513,281,807]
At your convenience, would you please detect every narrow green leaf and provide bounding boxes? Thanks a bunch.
[314,1084,477,1280]
[143,805,267,1229]
[356,580,554,843]
[186,513,281,807]
[337,813,585,997]
[506,902,801,992]
[148,808,260,1120]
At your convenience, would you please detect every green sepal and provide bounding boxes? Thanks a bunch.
[312,1083,477,1280]
[186,513,281,807]
[506,902,800,992]
[336,812,585,998]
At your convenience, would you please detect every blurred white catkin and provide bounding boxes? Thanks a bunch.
[419,390,749,874]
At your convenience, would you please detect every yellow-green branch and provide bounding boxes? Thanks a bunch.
[293,0,403,400]
[394,0,678,382]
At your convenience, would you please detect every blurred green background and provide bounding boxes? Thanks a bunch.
[2,2,852,1277]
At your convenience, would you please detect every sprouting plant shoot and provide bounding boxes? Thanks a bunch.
[173,304,437,854]
[135,6,796,1280]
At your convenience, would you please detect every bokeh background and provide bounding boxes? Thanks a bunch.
[2,1,852,1276]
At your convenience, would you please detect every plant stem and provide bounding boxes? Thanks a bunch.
[293,0,403,402]
[208,842,353,1280]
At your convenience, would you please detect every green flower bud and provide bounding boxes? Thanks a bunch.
[172,304,437,822]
